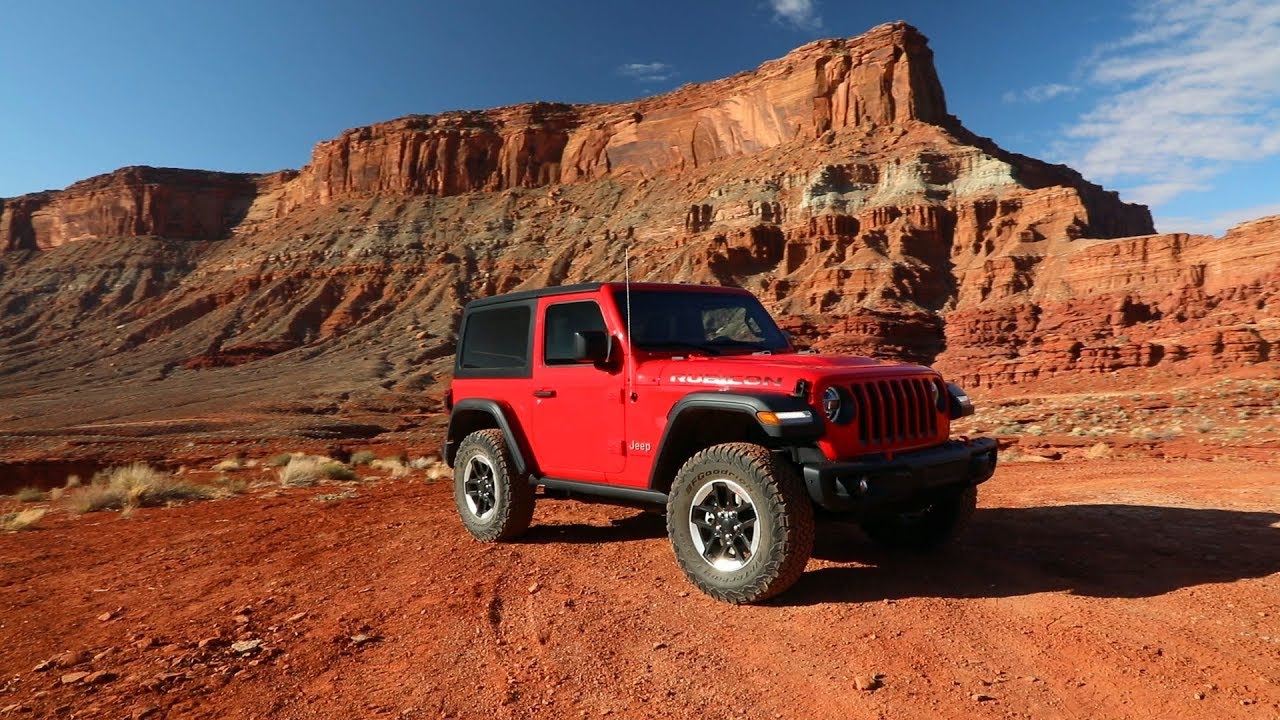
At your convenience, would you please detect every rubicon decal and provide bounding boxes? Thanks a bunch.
[669,374,784,387]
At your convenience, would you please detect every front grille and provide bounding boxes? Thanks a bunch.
[847,377,940,447]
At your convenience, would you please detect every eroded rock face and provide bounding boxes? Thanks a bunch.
[0,20,1273,425]
[0,167,283,251]
[935,216,1280,387]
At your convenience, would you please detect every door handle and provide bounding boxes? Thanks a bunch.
[533,390,557,398]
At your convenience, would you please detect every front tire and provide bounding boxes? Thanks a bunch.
[667,443,814,604]
[859,485,977,552]
[453,429,535,542]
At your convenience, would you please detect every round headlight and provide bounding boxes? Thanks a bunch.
[929,380,942,409]
[822,386,842,422]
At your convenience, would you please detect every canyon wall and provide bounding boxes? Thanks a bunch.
[0,20,1274,412]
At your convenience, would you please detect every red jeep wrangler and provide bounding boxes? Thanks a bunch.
[444,283,996,603]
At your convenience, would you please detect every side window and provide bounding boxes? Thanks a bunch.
[544,301,607,365]
[459,305,532,370]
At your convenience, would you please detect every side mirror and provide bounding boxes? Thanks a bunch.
[572,330,611,365]
[946,383,975,419]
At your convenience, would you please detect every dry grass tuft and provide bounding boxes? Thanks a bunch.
[370,457,410,478]
[64,474,82,489]
[15,486,47,503]
[215,475,249,496]
[350,450,377,466]
[313,489,357,503]
[279,457,324,487]
[1084,442,1113,460]
[278,457,352,485]
[1,508,46,531]
[66,463,215,514]
[212,457,244,472]
[322,463,356,481]
[267,453,295,467]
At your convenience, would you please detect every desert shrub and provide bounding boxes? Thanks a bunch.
[215,475,248,496]
[15,487,47,503]
[350,450,377,466]
[1084,442,1113,460]
[1195,419,1215,433]
[313,489,357,503]
[68,484,125,514]
[212,457,244,472]
[64,474,82,489]
[67,463,215,514]
[409,456,435,470]
[321,462,356,481]
[279,457,324,487]
[370,457,410,478]
[1131,426,1181,442]
[267,453,295,467]
[1,508,46,531]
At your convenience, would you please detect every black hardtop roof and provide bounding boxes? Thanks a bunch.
[463,282,751,310]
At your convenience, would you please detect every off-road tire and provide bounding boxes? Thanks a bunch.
[859,485,977,552]
[453,429,535,542]
[667,443,815,604]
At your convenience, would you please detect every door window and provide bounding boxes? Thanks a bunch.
[544,301,607,365]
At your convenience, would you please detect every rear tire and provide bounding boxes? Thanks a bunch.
[667,443,814,604]
[453,429,535,542]
[859,485,977,552]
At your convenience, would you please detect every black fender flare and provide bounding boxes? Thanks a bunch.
[647,391,824,491]
[443,398,532,475]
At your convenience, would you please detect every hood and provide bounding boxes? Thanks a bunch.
[637,352,938,390]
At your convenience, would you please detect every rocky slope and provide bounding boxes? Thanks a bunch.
[0,22,1275,449]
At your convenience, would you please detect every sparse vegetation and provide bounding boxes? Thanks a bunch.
[267,453,295,467]
[279,457,325,487]
[15,486,47,503]
[215,475,248,495]
[278,457,354,485]
[322,463,356,481]
[370,457,410,478]
[213,457,244,472]
[1,508,46,531]
[66,463,216,514]
[1084,442,1113,460]
[313,489,357,503]
[350,450,377,466]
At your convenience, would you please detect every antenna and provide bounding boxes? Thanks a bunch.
[624,245,636,402]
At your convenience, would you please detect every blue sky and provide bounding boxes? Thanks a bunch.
[1,0,1277,234]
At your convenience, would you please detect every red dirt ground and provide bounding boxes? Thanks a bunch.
[1,458,1277,719]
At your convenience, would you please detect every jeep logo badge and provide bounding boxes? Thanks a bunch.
[669,374,783,387]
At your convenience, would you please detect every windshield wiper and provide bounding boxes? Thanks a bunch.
[634,341,721,356]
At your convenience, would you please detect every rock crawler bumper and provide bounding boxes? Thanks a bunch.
[801,437,998,512]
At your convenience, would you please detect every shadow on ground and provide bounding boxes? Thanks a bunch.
[519,508,668,544]
[786,504,1280,605]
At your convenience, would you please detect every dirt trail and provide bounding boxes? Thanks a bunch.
[1,458,1277,719]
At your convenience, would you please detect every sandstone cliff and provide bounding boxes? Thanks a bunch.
[0,21,1274,437]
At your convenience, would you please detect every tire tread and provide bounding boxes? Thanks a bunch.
[667,442,814,604]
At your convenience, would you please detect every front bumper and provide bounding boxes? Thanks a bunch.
[801,437,998,512]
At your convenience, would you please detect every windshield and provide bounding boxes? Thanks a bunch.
[612,289,790,354]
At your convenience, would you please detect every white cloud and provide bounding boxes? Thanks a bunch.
[1156,200,1280,235]
[1059,0,1280,209]
[1003,83,1080,104]
[770,0,822,30]
[618,62,674,83]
